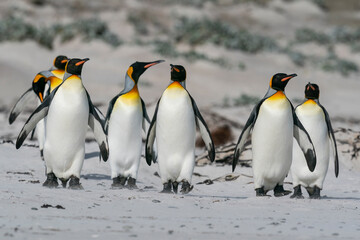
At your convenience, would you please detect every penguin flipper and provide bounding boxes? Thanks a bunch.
[145,98,161,166]
[104,95,119,134]
[293,112,317,172]
[86,91,109,162]
[188,94,215,162]
[9,87,36,124]
[319,104,339,177]
[141,98,151,123]
[15,88,56,149]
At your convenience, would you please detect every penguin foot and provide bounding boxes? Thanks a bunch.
[68,176,83,190]
[309,186,321,199]
[111,176,126,189]
[274,184,291,197]
[290,185,304,199]
[126,177,138,190]
[43,172,58,188]
[160,181,172,193]
[255,187,270,197]
[60,178,68,188]
[180,181,193,194]
[172,182,179,194]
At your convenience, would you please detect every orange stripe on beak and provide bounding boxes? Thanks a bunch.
[281,76,293,82]
[173,67,180,72]
[310,85,315,90]
[75,60,86,66]
[61,59,68,63]
[144,62,158,68]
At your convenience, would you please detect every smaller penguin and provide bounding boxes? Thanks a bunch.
[16,58,108,189]
[9,55,68,160]
[105,60,164,189]
[9,55,68,124]
[146,64,215,194]
[291,83,339,199]
[233,73,317,197]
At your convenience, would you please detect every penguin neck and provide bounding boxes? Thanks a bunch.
[48,76,63,92]
[120,74,137,95]
[304,99,318,105]
[168,80,186,89]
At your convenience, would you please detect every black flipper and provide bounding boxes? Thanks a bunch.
[30,127,36,140]
[141,98,150,123]
[318,103,339,177]
[187,93,215,162]
[104,94,119,134]
[16,86,60,149]
[9,87,36,124]
[145,98,161,166]
[85,90,109,162]
[293,107,317,172]
[232,98,266,171]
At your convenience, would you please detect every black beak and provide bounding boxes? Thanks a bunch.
[144,60,165,69]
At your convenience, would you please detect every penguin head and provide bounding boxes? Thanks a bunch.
[127,60,165,84]
[32,74,47,102]
[65,58,89,76]
[53,55,68,70]
[270,73,297,91]
[305,82,320,99]
[170,64,186,82]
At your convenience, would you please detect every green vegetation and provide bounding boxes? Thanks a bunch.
[221,94,260,107]
[0,16,122,49]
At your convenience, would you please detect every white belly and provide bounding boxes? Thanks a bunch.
[44,81,89,180]
[252,98,293,191]
[291,103,329,189]
[156,88,196,183]
[108,97,143,179]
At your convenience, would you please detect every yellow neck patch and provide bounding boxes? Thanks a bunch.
[51,69,64,79]
[303,99,317,105]
[118,85,140,106]
[167,81,183,90]
[48,76,63,91]
[268,91,286,101]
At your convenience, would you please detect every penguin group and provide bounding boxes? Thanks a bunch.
[12,56,339,198]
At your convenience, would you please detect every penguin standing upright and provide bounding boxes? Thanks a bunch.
[291,83,339,199]
[233,73,317,197]
[16,58,108,189]
[105,60,164,189]
[146,64,215,194]
[9,55,68,159]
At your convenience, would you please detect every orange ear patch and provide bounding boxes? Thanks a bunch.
[75,60,86,66]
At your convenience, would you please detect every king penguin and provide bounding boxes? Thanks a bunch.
[104,60,164,189]
[233,73,317,197]
[9,55,68,160]
[291,83,339,199]
[145,64,215,194]
[16,58,108,189]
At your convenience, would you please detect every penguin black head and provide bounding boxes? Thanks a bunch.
[270,73,297,91]
[170,64,186,82]
[53,55,68,70]
[32,74,47,102]
[127,60,165,83]
[65,58,89,76]
[305,82,320,99]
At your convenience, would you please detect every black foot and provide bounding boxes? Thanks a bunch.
[160,181,172,193]
[40,150,44,161]
[68,176,83,190]
[172,182,179,194]
[60,179,68,188]
[111,176,126,189]
[180,180,193,194]
[274,184,292,197]
[126,177,138,189]
[290,185,304,199]
[255,187,270,197]
[43,172,58,188]
[309,186,321,199]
